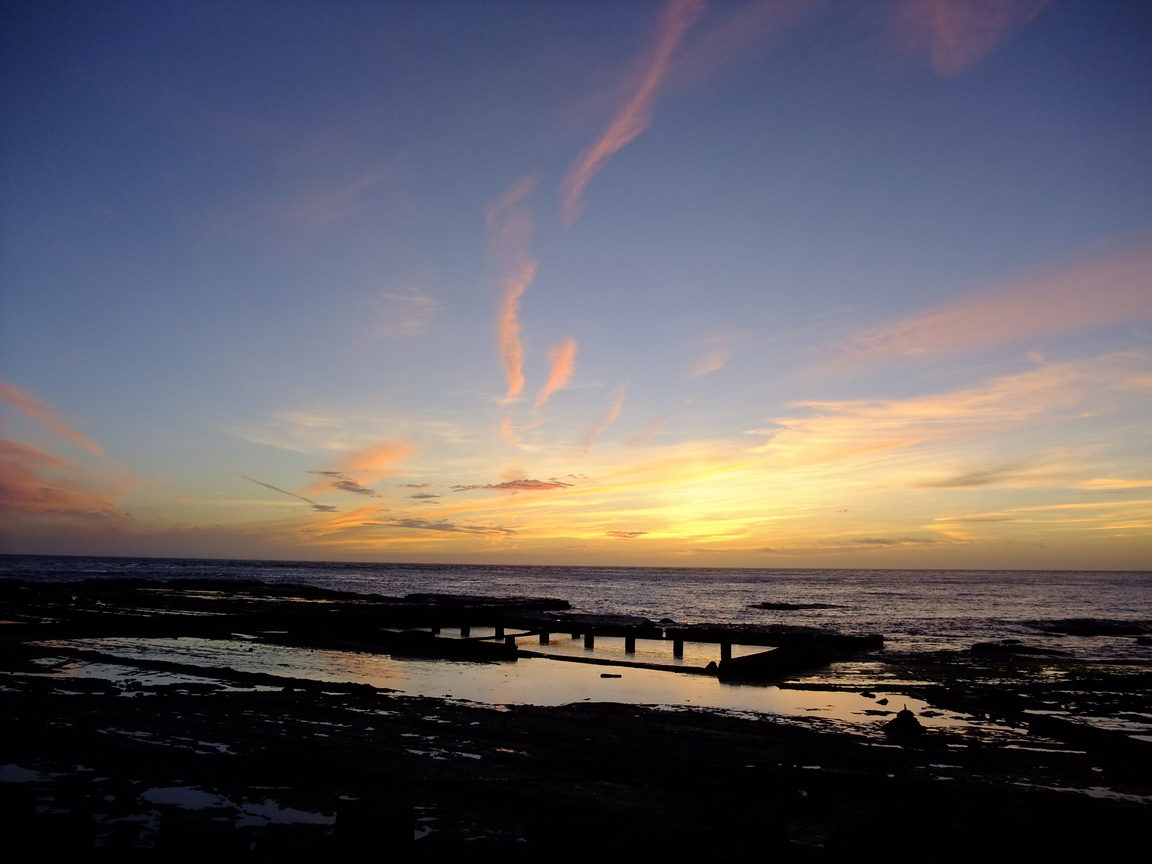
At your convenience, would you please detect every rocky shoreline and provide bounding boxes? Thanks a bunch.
[1,578,1149,860]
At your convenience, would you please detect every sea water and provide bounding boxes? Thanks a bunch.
[3,555,1149,660]
[5,555,1149,734]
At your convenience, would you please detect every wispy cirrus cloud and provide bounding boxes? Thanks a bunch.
[690,331,733,377]
[560,0,706,225]
[535,337,579,407]
[915,465,1021,488]
[627,419,670,447]
[0,381,105,456]
[302,440,416,495]
[0,439,124,519]
[934,514,1013,523]
[891,0,1052,77]
[487,176,539,406]
[668,0,823,89]
[1076,478,1152,492]
[235,472,337,512]
[581,384,629,452]
[282,162,399,229]
[817,244,1152,372]
[375,289,439,337]
[751,351,1152,466]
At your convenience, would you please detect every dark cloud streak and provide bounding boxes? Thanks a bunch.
[307,470,379,497]
[235,473,337,512]
[373,517,516,536]
[452,478,572,492]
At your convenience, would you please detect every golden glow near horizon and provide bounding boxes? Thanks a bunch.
[1,1,1149,569]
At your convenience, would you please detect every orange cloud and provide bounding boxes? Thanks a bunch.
[0,439,123,518]
[755,351,1151,466]
[560,0,706,225]
[535,337,579,407]
[581,384,629,451]
[0,381,104,456]
[302,440,415,494]
[892,0,1052,77]
[690,331,733,377]
[691,350,729,377]
[820,244,1152,371]
[606,530,647,540]
[487,176,539,406]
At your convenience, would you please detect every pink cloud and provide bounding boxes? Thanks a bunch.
[535,337,579,407]
[581,384,629,451]
[891,0,1052,77]
[487,176,539,406]
[819,244,1152,371]
[668,0,823,90]
[690,332,733,377]
[0,439,123,518]
[560,0,706,225]
[0,381,104,456]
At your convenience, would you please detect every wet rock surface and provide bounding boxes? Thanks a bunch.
[1,579,1149,860]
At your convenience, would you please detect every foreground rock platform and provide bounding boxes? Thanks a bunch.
[1,578,1149,860]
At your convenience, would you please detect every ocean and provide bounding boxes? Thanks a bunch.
[3,554,1149,662]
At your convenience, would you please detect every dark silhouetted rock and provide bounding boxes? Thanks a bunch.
[971,641,1068,656]
[1030,618,1150,637]
[749,601,839,610]
[885,706,924,736]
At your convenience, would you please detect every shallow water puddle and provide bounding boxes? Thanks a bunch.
[141,785,334,827]
[36,636,995,732]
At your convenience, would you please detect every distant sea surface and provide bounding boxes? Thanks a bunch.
[2,555,1149,662]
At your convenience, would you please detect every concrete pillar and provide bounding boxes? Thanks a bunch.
[570,631,580,639]
[624,636,636,654]
[494,625,504,639]
[504,634,517,646]
[673,639,684,658]
[584,631,595,650]
[430,626,440,636]
[720,642,732,662]
[539,631,550,645]
[460,624,471,638]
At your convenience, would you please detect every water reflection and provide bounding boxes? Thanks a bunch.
[44,636,978,730]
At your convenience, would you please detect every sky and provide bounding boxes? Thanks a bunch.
[1,0,1150,569]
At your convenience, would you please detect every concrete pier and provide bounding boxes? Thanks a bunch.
[673,639,684,659]
[720,642,732,662]
[460,624,470,638]
[624,636,636,654]
[539,631,550,645]
[584,632,595,650]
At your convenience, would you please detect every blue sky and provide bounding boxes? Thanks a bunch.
[2,0,1150,567]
